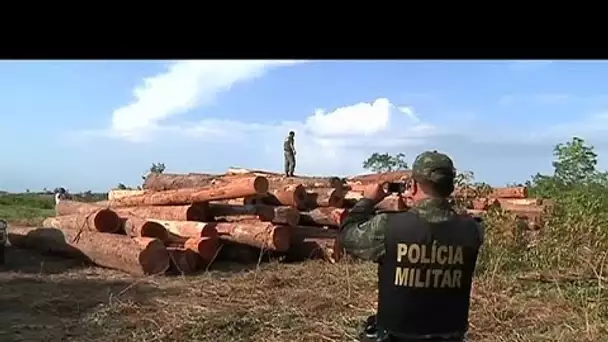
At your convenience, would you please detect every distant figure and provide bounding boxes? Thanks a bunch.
[284,131,296,177]
[55,187,66,205]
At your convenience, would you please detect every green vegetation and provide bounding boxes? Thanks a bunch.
[362,152,408,173]
[0,191,106,226]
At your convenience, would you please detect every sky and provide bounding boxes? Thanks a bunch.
[2,60,608,193]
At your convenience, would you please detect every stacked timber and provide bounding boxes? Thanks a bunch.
[10,170,357,276]
[9,168,550,276]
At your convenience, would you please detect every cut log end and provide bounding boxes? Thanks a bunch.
[271,225,292,252]
[185,237,219,262]
[140,221,170,241]
[134,237,171,275]
[254,176,270,194]
[94,209,123,233]
[186,203,211,221]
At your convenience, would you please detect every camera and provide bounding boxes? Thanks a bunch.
[386,182,409,194]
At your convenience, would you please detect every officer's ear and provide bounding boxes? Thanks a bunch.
[410,180,420,196]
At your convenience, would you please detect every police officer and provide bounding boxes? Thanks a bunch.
[284,131,296,177]
[340,151,484,342]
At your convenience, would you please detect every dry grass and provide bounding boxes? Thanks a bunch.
[1,243,606,342]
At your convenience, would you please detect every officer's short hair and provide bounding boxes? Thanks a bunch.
[411,150,456,198]
[289,131,295,136]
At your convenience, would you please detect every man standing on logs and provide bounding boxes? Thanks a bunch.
[339,151,484,342]
[284,131,296,177]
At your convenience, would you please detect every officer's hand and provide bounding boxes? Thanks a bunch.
[363,183,387,203]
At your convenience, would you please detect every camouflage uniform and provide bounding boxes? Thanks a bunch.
[339,151,484,342]
[284,133,296,177]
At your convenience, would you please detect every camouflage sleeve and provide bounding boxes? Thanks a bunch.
[339,199,388,262]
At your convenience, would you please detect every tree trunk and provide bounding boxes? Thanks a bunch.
[305,187,345,208]
[299,208,349,227]
[214,220,291,251]
[109,176,269,207]
[43,209,123,233]
[8,226,169,276]
[208,203,300,227]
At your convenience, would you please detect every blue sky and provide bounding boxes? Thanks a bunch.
[2,60,608,192]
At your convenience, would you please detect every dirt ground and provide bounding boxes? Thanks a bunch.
[1,246,606,342]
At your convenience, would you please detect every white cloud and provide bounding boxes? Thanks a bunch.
[109,60,305,141]
[165,98,440,176]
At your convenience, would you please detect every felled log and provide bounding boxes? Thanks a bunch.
[184,237,219,263]
[499,203,545,219]
[143,172,217,191]
[167,247,201,274]
[305,187,345,208]
[497,198,542,206]
[108,189,147,201]
[122,216,169,241]
[287,236,342,263]
[491,187,528,199]
[56,200,105,216]
[149,220,219,240]
[114,204,210,222]
[208,203,300,226]
[214,220,291,251]
[8,226,169,276]
[265,184,308,209]
[299,208,349,227]
[109,176,269,207]
[471,198,501,210]
[43,209,123,233]
[347,170,412,184]
[57,200,211,222]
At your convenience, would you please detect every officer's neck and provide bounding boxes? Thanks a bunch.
[411,193,449,207]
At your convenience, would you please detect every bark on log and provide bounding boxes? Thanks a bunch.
[208,203,300,227]
[214,220,291,251]
[497,198,542,206]
[57,201,211,223]
[148,220,219,240]
[110,176,269,207]
[299,208,349,227]
[305,187,345,208]
[143,172,217,191]
[56,200,105,216]
[184,237,219,263]
[491,187,528,199]
[43,209,123,233]
[114,204,210,222]
[108,189,147,201]
[167,247,201,274]
[8,226,169,276]
[347,171,412,184]
[270,184,308,209]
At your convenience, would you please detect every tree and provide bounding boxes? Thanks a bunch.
[527,137,603,197]
[142,162,166,180]
[116,183,127,190]
[362,153,408,173]
[149,163,166,174]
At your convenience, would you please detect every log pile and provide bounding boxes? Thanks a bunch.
[8,167,548,276]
